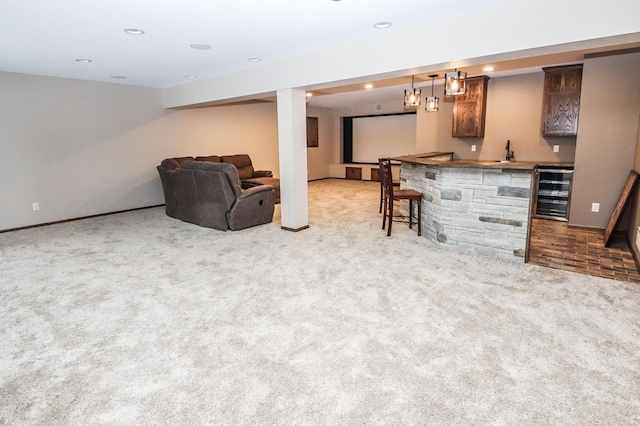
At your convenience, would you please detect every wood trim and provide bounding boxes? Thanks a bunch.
[281,225,310,232]
[0,204,165,234]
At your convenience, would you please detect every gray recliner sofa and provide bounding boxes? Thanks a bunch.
[196,154,280,203]
[157,158,275,231]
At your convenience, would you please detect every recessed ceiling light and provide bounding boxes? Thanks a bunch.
[123,28,145,35]
[483,66,495,72]
[190,44,211,50]
[365,83,373,89]
[248,57,262,62]
[185,75,197,79]
[373,22,392,29]
[75,59,92,63]
[110,76,127,79]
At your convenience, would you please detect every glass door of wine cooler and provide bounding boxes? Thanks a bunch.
[534,167,574,221]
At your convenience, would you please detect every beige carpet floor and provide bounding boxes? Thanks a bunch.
[1,179,639,425]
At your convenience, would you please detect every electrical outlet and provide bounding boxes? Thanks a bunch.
[591,203,600,212]
[471,145,476,152]
[553,145,559,153]
[32,202,40,211]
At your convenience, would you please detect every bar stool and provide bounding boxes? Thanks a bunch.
[378,158,400,213]
[380,158,422,236]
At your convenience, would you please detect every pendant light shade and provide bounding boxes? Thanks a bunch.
[425,74,439,112]
[445,68,467,96]
[404,75,421,108]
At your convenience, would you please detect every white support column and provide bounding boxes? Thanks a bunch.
[277,88,309,231]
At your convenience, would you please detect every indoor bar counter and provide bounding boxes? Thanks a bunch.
[392,153,538,262]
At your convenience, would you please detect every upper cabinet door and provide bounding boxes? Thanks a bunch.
[541,64,582,137]
[452,75,490,138]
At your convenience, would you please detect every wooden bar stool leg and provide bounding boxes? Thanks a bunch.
[409,200,413,229]
[417,199,421,236]
[382,196,387,230]
[387,198,393,236]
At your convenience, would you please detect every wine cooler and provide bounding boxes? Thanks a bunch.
[533,166,574,221]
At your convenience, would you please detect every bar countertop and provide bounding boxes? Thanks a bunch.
[391,153,574,170]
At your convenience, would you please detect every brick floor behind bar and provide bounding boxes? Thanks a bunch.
[528,218,640,283]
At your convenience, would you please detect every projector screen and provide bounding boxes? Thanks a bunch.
[351,114,416,163]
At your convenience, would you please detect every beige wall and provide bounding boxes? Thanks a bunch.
[4,53,639,232]
[0,72,170,231]
[332,56,640,229]
[169,103,280,176]
[330,72,578,180]
[0,71,336,231]
[416,72,576,162]
[571,52,640,228]
[305,106,335,181]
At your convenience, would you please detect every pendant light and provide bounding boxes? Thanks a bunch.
[425,74,439,112]
[444,68,467,96]
[404,75,421,108]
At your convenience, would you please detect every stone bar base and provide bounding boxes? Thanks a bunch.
[401,163,533,262]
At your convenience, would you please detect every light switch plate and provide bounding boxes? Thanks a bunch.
[471,145,476,152]
[592,203,600,212]
[553,145,559,153]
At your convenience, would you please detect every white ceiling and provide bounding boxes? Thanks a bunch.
[0,0,506,89]
[2,0,639,110]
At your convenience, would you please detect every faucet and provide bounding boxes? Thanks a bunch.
[505,140,514,161]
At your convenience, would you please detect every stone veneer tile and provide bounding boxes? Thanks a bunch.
[478,204,528,214]
[497,186,531,198]
[474,245,499,257]
[472,189,495,200]
[482,222,519,233]
[452,168,483,178]
[403,163,532,262]
[451,219,485,231]
[508,235,527,245]
[479,216,523,227]
[483,172,512,186]
[510,213,530,223]
[473,206,506,216]
[512,249,526,257]
[485,197,530,208]
[451,204,477,214]
[483,230,510,242]
[511,175,533,187]
[441,189,462,201]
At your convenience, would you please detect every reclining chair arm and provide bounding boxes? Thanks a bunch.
[253,170,273,178]
[228,185,275,231]
[237,184,274,200]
